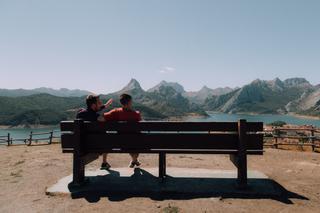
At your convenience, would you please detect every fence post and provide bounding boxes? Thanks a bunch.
[311,127,315,152]
[28,131,33,146]
[273,128,279,149]
[49,131,53,144]
[7,133,10,146]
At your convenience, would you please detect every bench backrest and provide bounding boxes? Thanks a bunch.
[60,120,263,154]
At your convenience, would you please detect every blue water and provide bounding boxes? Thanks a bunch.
[187,112,320,127]
[1,113,320,141]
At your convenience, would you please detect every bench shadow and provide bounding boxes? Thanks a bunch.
[68,168,308,204]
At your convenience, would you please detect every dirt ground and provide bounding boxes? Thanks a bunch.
[0,144,319,213]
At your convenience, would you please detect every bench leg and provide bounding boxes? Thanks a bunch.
[229,154,247,189]
[159,152,166,181]
[237,154,247,189]
[73,153,85,185]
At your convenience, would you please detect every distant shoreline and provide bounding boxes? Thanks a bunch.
[288,113,320,120]
[206,111,320,120]
[0,112,319,129]
[0,114,206,129]
[165,113,208,121]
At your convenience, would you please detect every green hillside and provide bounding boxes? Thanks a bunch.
[0,94,83,126]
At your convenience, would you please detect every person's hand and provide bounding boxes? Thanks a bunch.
[105,98,113,107]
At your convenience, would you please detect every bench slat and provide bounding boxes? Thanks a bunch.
[60,121,263,132]
[61,134,74,149]
[62,149,263,155]
[61,133,258,149]
[62,133,262,151]
[85,133,239,150]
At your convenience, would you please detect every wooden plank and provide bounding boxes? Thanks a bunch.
[84,121,263,132]
[85,121,239,132]
[246,122,263,132]
[274,136,315,139]
[31,132,52,136]
[84,133,262,150]
[272,143,316,146]
[274,127,316,131]
[62,148,74,153]
[236,119,247,188]
[61,121,263,132]
[86,133,238,150]
[60,121,75,132]
[61,133,74,149]
[247,134,264,150]
[61,149,264,155]
[72,119,85,185]
[61,133,262,150]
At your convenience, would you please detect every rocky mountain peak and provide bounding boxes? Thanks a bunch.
[148,81,185,94]
[268,78,284,90]
[199,86,211,92]
[121,78,143,91]
[283,78,311,88]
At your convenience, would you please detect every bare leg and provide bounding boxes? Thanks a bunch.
[100,153,111,170]
[102,153,108,163]
[130,153,139,162]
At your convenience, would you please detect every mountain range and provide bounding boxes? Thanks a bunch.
[100,79,207,118]
[0,77,319,126]
[203,77,320,116]
[0,87,91,97]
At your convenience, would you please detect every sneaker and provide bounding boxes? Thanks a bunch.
[134,161,141,167]
[129,160,141,168]
[100,162,111,170]
[129,161,135,168]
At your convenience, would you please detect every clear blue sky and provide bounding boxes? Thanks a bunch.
[0,0,319,93]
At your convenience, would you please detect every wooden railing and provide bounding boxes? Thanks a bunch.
[262,126,320,152]
[1,131,60,146]
[0,133,11,146]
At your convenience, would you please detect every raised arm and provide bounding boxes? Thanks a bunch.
[98,98,113,112]
[104,98,113,108]
[98,108,117,122]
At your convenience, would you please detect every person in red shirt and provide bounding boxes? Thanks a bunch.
[98,93,142,168]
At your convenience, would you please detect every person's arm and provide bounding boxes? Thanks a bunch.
[105,98,113,108]
[98,109,116,122]
[137,111,142,121]
[99,98,113,111]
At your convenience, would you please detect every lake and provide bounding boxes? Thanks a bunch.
[1,113,320,141]
[187,112,320,127]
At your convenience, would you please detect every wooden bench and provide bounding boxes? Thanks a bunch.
[60,119,263,188]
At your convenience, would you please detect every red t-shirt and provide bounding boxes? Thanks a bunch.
[103,108,142,122]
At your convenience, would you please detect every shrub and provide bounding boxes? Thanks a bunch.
[268,120,286,127]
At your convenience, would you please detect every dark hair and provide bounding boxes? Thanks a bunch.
[86,95,99,108]
[120,93,132,106]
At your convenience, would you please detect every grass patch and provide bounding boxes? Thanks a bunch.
[10,169,23,178]
[161,205,180,213]
[13,160,25,166]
